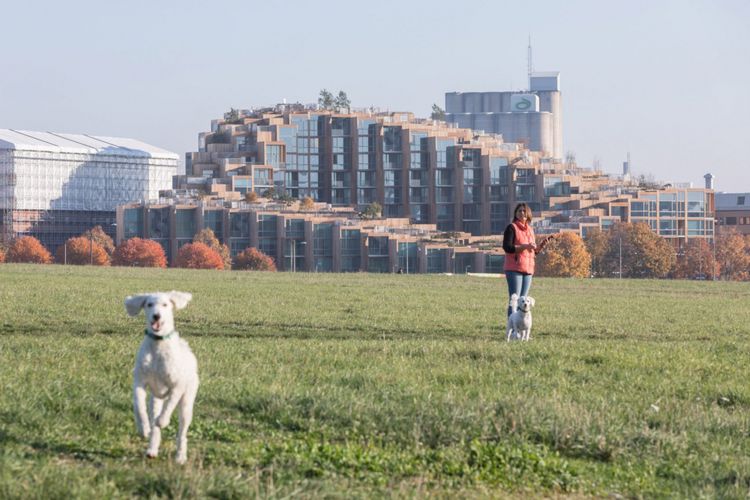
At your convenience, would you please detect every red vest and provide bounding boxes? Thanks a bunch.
[503,220,536,275]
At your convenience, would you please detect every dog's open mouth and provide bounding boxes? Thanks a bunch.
[151,320,163,332]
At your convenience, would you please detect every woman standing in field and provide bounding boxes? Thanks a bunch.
[502,203,554,317]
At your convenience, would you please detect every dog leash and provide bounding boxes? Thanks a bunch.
[144,329,175,341]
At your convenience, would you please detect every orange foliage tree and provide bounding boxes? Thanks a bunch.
[193,228,231,269]
[176,242,224,270]
[584,228,610,278]
[82,226,115,255]
[6,236,53,264]
[715,229,750,280]
[112,238,167,268]
[602,222,676,278]
[233,247,277,271]
[536,232,591,278]
[55,236,110,266]
[673,239,719,280]
[0,245,6,263]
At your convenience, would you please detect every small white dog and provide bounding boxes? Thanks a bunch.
[506,293,536,341]
[125,291,198,464]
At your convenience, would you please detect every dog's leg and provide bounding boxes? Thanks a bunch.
[155,388,184,430]
[175,383,198,465]
[133,381,150,439]
[149,396,164,432]
[146,426,161,458]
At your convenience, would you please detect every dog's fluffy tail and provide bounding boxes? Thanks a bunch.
[508,293,519,314]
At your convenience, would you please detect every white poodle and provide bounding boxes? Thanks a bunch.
[125,291,198,464]
[506,293,535,342]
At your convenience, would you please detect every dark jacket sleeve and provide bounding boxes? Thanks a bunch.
[502,224,516,254]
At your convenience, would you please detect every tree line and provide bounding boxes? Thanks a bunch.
[2,222,748,279]
[536,222,750,280]
[0,227,276,271]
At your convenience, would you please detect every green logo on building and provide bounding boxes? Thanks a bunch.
[515,98,531,110]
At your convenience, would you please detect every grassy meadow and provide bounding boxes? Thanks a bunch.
[0,264,749,498]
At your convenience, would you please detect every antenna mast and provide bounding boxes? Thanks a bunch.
[527,35,533,90]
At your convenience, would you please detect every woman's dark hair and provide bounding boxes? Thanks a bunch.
[513,203,533,223]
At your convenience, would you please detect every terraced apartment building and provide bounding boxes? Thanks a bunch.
[117,106,715,272]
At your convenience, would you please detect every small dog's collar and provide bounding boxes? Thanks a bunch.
[144,329,175,341]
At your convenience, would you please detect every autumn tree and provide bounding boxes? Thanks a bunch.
[602,222,676,278]
[0,245,6,263]
[233,247,277,271]
[55,236,110,266]
[536,232,591,278]
[300,196,315,211]
[82,226,115,255]
[361,202,382,220]
[176,242,224,270]
[245,191,259,203]
[6,236,52,264]
[584,228,610,277]
[112,238,167,268]
[193,228,231,269]
[715,228,750,280]
[673,239,719,280]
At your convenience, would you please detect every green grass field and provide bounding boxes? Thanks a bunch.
[1,264,749,498]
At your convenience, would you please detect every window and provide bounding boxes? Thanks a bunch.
[175,209,196,239]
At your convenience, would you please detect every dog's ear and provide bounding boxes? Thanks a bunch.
[169,291,192,310]
[529,297,536,307]
[124,295,148,317]
[510,293,519,302]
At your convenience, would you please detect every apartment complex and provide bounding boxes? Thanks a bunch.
[117,197,504,273]
[445,72,563,159]
[181,106,567,238]
[0,129,177,252]
[716,192,750,235]
[114,105,716,273]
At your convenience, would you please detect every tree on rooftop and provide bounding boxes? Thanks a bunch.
[245,191,259,203]
[224,108,240,122]
[335,91,351,113]
[300,196,315,211]
[361,202,382,220]
[431,104,445,121]
[318,89,335,110]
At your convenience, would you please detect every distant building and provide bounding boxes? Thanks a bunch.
[716,192,750,235]
[118,105,715,273]
[117,197,505,273]
[0,129,177,252]
[445,72,563,160]
[181,107,556,236]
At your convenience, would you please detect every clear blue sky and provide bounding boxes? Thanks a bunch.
[2,0,748,191]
